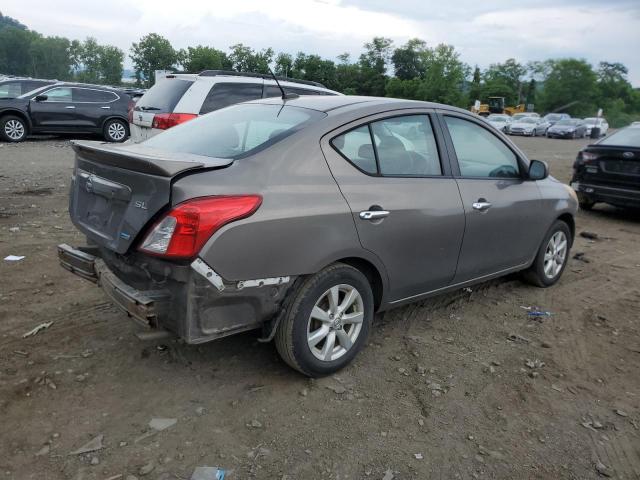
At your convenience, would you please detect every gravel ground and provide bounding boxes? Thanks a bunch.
[0,134,639,480]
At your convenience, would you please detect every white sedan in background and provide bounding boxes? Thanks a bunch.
[486,114,512,132]
[584,117,609,137]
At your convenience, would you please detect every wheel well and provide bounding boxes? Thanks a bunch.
[557,213,575,245]
[0,110,31,132]
[337,257,383,310]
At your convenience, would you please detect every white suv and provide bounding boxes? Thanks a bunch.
[129,70,341,142]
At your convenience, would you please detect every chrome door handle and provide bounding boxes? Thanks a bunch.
[472,201,492,211]
[100,106,111,109]
[359,210,390,220]
[65,105,76,109]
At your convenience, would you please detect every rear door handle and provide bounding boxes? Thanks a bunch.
[65,106,76,109]
[472,201,492,212]
[101,106,111,109]
[359,210,390,220]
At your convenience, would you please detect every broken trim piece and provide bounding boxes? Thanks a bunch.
[237,276,290,290]
[191,258,225,291]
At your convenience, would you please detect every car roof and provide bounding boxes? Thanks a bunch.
[46,81,125,92]
[249,95,470,115]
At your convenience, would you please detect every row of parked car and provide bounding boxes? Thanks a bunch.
[486,112,609,139]
[0,72,339,143]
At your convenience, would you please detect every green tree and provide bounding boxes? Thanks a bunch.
[391,38,427,80]
[182,45,230,73]
[99,45,124,84]
[228,44,273,73]
[468,65,482,102]
[482,58,527,105]
[29,35,72,80]
[274,52,293,77]
[0,26,37,76]
[418,44,468,106]
[539,59,598,116]
[358,37,393,96]
[130,33,179,87]
[335,53,360,94]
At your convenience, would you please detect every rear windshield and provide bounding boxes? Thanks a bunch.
[135,78,193,112]
[142,103,326,159]
[599,127,640,148]
[557,119,578,126]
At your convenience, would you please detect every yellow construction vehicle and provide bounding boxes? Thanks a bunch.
[470,97,528,117]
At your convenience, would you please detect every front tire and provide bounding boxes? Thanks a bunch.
[103,118,129,143]
[275,263,374,377]
[0,115,28,142]
[523,220,572,287]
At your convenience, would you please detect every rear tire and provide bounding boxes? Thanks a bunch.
[522,220,572,288]
[275,263,374,377]
[0,115,28,142]
[103,118,129,143]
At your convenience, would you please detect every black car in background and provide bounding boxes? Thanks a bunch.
[547,118,587,139]
[0,82,130,143]
[0,78,56,99]
[571,124,640,209]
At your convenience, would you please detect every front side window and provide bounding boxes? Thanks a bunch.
[143,103,326,159]
[200,82,263,114]
[43,87,72,102]
[445,116,520,178]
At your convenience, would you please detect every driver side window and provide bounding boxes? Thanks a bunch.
[43,87,73,102]
[444,116,520,178]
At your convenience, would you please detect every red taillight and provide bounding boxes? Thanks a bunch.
[151,113,197,130]
[127,107,134,124]
[138,195,262,259]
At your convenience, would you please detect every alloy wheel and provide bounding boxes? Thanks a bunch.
[306,284,364,362]
[5,119,25,140]
[108,121,126,141]
[543,231,567,279]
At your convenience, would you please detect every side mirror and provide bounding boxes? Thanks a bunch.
[34,94,48,102]
[528,159,549,180]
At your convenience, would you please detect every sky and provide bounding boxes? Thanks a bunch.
[4,0,640,85]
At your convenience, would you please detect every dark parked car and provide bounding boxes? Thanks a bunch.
[58,96,577,377]
[571,124,640,209]
[0,78,55,99]
[546,119,587,139]
[0,82,130,143]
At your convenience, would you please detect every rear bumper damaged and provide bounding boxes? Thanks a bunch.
[57,244,294,343]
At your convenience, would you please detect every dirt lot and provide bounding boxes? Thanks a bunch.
[1,135,639,480]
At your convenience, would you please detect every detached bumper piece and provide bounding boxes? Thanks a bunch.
[57,244,170,327]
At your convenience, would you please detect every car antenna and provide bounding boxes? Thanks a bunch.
[268,68,299,101]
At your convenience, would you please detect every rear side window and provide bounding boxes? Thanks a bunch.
[332,126,377,174]
[72,89,118,102]
[444,116,520,178]
[331,115,442,176]
[136,78,193,113]
[143,103,326,159]
[200,83,263,114]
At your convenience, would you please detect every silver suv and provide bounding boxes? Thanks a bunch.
[59,95,577,377]
[129,70,340,142]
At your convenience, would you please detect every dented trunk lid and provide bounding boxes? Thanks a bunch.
[69,140,233,254]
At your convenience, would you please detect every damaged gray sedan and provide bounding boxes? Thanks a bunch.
[59,95,577,376]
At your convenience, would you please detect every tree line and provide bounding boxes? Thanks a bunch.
[2,12,638,126]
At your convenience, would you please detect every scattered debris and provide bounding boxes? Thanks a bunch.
[414,453,423,460]
[595,460,613,477]
[382,470,394,480]
[614,409,628,417]
[580,231,599,240]
[13,350,29,357]
[35,445,50,456]
[90,456,99,465]
[573,252,590,263]
[507,333,530,344]
[9,226,19,233]
[540,341,552,349]
[247,419,263,428]
[462,287,473,293]
[4,255,25,262]
[525,359,545,369]
[190,466,226,480]
[528,310,552,318]
[551,384,563,392]
[23,321,53,338]
[69,435,104,455]
[138,461,155,476]
[325,384,346,394]
[149,418,177,431]
[34,374,56,389]
[195,406,206,416]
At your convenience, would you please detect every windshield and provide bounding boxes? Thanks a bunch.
[584,118,598,125]
[488,115,507,122]
[142,103,327,159]
[519,118,537,124]
[599,127,640,148]
[546,114,562,121]
[17,84,51,99]
[556,119,577,126]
